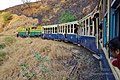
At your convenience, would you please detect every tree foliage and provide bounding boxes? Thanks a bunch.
[21,0,31,8]
[59,11,77,23]
[21,0,31,4]
[2,12,12,23]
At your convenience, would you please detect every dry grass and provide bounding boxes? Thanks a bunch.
[0,36,105,80]
[0,36,75,80]
[0,12,38,35]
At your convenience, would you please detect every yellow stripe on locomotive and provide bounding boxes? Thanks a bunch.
[29,26,44,37]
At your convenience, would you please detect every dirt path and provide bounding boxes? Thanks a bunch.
[0,36,106,80]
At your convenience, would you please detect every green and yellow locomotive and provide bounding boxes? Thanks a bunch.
[17,26,44,37]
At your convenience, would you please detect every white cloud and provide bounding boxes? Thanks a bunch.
[0,0,36,10]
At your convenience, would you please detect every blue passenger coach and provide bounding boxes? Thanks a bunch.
[43,24,58,39]
[42,0,120,79]
[97,0,120,80]
[58,21,79,43]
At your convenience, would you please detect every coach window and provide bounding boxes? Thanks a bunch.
[51,27,53,33]
[81,29,83,35]
[53,27,54,33]
[45,28,47,34]
[44,28,46,33]
[83,21,85,35]
[61,26,62,33]
[99,23,103,41]
[90,18,93,35]
[55,27,57,33]
[62,26,64,33]
[46,28,47,34]
[47,28,49,33]
[44,28,45,33]
[48,28,50,33]
[60,26,62,33]
[71,24,73,33]
[86,19,88,35]
[74,24,78,34]
[48,28,51,34]
[68,25,70,33]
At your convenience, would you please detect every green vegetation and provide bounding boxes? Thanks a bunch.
[0,51,6,65]
[33,52,50,73]
[59,11,77,23]
[19,63,34,79]
[2,12,12,23]
[0,43,6,49]
[3,36,16,45]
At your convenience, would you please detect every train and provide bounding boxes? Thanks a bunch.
[17,26,44,37]
[17,0,120,79]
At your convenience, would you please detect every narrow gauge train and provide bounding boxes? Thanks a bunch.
[42,0,120,79]
[17,26,44,37]
[43,13,98,53]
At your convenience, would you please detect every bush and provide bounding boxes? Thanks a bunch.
[2,12,12,23]
[0,43,6,49]
[59,11,77,23]
[4,36,16,45]
[0,51,6,65]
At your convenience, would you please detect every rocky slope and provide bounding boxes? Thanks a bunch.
[1,0,98,25]
[0,12,38,33]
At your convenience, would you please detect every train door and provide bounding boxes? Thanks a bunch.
[110,3,120,39]
[110,8,115,40]
[74,24,78,34]
[116,6,120,37]
[103,16,107,47]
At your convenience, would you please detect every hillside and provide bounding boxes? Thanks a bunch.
[1,0,98,25]
[0,12,38,34]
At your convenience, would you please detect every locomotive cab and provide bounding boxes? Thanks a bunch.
[17,27,27,37]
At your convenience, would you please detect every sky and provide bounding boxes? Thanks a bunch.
[0,0,37,10]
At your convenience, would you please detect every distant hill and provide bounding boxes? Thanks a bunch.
[1,0,98,25]
[0,12,38,33]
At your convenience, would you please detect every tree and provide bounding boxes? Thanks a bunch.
[59,11,77,23]
[21,0,31,8]
[21,0,31,4]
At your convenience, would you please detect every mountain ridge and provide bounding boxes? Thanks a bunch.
[0,0,98,25]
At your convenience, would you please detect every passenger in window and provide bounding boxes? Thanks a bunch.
[74,24,79,34]
[99,23,103,43]
[107,37,120,69]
